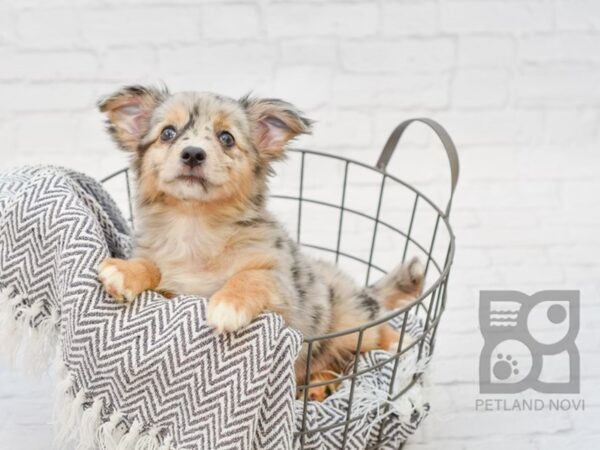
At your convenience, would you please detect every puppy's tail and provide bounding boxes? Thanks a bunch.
[368,257,425,310]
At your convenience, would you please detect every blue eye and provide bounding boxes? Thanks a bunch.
[160,126,177,141]
[218,131,235,148]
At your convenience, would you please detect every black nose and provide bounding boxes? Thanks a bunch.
[180,146,207,167]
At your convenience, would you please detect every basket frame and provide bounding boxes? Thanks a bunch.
[101,118,458,450]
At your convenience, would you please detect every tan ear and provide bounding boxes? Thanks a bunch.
[240,96,312,161]
[98,85,168,152]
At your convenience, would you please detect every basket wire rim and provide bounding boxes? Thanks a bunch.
[100,147,456,343]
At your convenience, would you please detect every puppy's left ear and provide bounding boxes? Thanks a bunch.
[240,96,312,161]
[98,85,168,152]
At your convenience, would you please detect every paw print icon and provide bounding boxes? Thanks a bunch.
[493,353,519,380]
[479,290,580,394]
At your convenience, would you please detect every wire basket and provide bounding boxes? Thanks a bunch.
[101,118,458,449]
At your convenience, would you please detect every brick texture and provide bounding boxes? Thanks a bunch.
[0,1,599,449]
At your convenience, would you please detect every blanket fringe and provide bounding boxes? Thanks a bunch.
[116,419,143,450]
[51,366,176,450]
[134,427,162,450]
[327,344,431,439]
[0,286,59,374]
[0,286,174,450]
[77,398,104,450]
[96,411,126,450]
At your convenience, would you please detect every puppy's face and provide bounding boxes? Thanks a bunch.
[99,86,311,205]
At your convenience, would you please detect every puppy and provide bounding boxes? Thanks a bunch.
[97,86,425,400]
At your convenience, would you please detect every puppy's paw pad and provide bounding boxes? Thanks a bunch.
[98,260,136,303]
[206,299,251,334]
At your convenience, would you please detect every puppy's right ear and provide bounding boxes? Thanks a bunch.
[98,85,168,152]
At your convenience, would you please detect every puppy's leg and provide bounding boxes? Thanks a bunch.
[374,257,425,310]
[378,324,400,351]
[306,371,340,402]
[207,270,278,333]
[98,257,161,303]
[378,323,415,351]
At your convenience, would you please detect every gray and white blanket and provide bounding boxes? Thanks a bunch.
[0,166,428,450]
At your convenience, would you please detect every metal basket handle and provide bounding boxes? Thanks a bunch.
[376,118,459,218]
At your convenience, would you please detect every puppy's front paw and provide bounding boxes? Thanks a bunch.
[207,293,253,334]
[98,258,146,303]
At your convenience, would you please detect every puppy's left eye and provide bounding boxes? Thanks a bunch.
[160,126,177,142]
[218,131,235,148]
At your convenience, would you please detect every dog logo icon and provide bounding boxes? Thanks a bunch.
[479,290,580,394]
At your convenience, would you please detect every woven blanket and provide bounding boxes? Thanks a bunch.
[0,166,428,450]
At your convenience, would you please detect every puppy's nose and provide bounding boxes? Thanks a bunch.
[180,146,207,167]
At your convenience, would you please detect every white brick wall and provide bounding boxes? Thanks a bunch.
[1,0,599,449]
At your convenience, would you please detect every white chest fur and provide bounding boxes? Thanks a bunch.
[135,208,231,297]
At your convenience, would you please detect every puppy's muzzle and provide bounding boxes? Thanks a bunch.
[181,146,207,168]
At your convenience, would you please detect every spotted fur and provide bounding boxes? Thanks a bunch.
[97,85,425,395]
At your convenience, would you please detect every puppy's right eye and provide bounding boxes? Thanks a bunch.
[160,126,177,142]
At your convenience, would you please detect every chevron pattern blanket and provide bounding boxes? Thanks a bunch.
[0,166,428,450]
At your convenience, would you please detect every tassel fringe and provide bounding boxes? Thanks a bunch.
[0,286,59,374]
[51,366,173,450]
[1,286,171,449]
